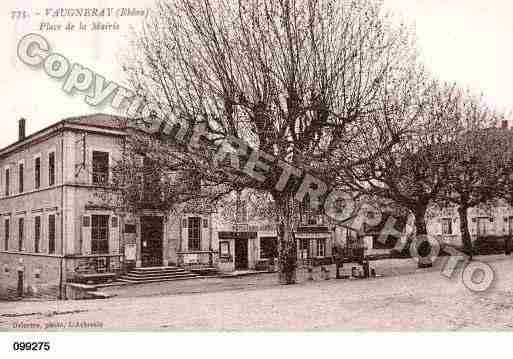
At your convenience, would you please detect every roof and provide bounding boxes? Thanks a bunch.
[63,113,129,130]
[0,113,131,157]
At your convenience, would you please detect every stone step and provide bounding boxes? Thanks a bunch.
[129,268,187,275]
[132,266,182,271]
[117,275,200,284]
[120,272,198,281]
[123,271,190,278]
[86,291,117,299]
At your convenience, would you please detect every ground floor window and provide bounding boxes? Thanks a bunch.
[442,218,453,235]
[4,218,9,251]
[297,238,309,259]
[188,217,201,251]
[316,238,326,257]
[476,217,488,237]
[260,237,278,259]
[219,241,231,258]
[34,216,41,253]
[18,218,24,251]
[91,215,109,254]
[48,214,56,254]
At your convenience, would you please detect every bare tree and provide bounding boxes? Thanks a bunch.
[342,81,463,266]
[120,0,420,283]
[440,93,505,259]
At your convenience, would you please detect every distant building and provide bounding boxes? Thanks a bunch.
[427,202,513,246]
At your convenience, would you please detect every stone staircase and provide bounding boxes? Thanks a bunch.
[117,266,201,284]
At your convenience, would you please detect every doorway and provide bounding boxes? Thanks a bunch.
[140,216,163,267]
[235,239,248,270]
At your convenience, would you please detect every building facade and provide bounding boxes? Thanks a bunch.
[0,114,356,299]
[427,203,513,246]
[0,114,216,299]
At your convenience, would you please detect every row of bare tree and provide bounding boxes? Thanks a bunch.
[110,0,513,283]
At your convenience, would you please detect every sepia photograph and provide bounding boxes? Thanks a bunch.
[0,0,512,357]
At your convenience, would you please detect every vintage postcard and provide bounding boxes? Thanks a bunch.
[0,0,512,357]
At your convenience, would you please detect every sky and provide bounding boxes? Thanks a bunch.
[0,0,512,148]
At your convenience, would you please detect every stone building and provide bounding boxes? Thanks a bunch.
[0,114,215,299]
[426,202,513,246]
[0,114,354,299]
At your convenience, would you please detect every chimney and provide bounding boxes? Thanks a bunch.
[18,118,26,141]
[501,119,509,130]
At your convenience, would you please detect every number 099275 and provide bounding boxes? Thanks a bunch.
[12,342,50,351]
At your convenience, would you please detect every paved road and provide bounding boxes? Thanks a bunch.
[1,256,513,330]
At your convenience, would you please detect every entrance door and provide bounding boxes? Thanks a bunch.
[140,216,163,267]
[235,239,248,270]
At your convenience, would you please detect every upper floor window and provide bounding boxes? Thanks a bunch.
[187,217,201,251]
[442,218,453,235]
[18,162,24,193]
[301,194,321,225]
[92,151,109,184]
[34,157,41,189]
[4,168,9,196]
[48,152,55,186]
[236,200,247,224]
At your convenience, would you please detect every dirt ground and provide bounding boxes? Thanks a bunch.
[1,255,512,330]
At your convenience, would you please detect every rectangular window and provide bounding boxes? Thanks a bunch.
[298,238,310,259]
[4,218,9,251]
[92,151,109,184]
[316,238,326,257]
[237,200,248,223]
[442,218,453,235]
[260,237,278,259]
[301,195,311,224]
[219,241,230,258]
[187,217,201,251]
[48,152,55,186]
[91,215,109,254]
[34,216,41,253]
[508,217,513,235]
[124,224,136,233]
[18,218,24,251]
[477,218,488,237]
[18,163,24,193]
[48,214,56,254]
[34,157,41,189]
[5,168,9,196]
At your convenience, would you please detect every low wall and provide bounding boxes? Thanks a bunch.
[0,252,63,300]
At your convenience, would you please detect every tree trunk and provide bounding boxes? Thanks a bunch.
[413,205,432,268]
[505,233,512,256]
[458,205,473,260]
[274,195,297,285]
